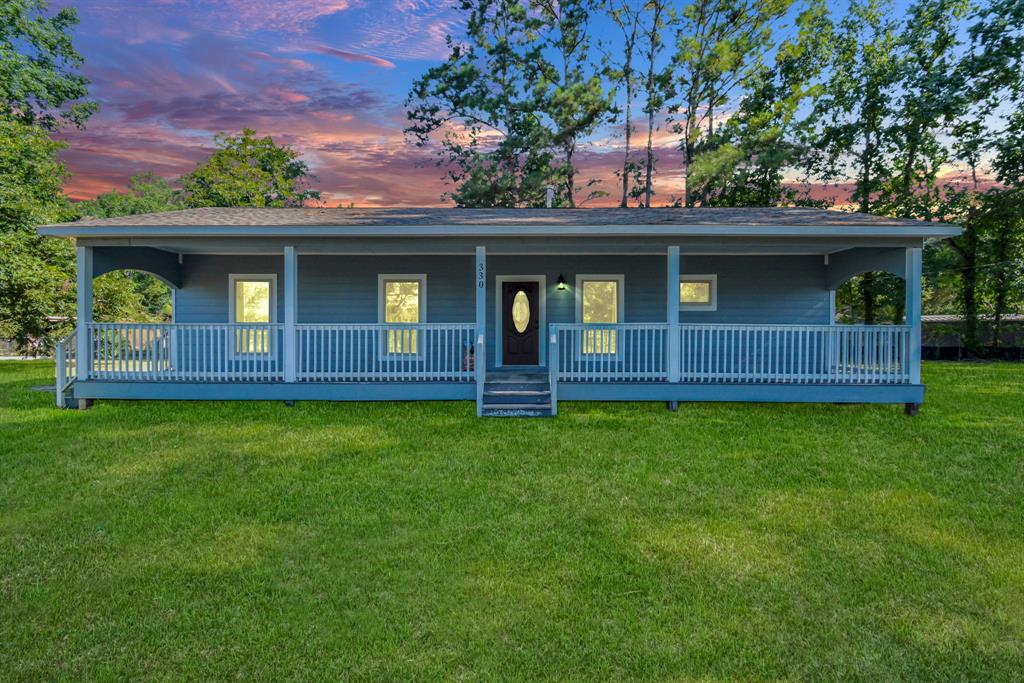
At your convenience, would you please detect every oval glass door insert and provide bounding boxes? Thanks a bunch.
[512,290,530,333]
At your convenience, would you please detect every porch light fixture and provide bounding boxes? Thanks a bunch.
[557,274,567,290]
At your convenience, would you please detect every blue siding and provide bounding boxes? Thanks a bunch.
[678,255,829,324]
[176,255,285,323]
[173,253,831,372]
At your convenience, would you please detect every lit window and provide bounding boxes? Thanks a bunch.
[578,276,622,354]
[230,275,275,353]
[379,275,426,354]
[680,274,717,311]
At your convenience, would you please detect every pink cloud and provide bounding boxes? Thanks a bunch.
[309,45,396,69]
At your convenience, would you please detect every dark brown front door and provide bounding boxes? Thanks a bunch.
[502,281,540,365]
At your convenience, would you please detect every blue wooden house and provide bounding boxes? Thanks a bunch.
[41,207,959,416]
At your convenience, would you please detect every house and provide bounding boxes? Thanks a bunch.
[40,207,960,416]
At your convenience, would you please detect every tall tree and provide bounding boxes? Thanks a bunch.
[406,0,556,207]
[811,0,900,323]
[602,0,643,207]
[0,0,97,128]
[698,0,832,206]
[181,129,319,208]
[879,0,970,218]
[670,0,792,207]
[639,0,673,207]
[532,0,614,207]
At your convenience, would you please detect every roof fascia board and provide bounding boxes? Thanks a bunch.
[40,223,961,239]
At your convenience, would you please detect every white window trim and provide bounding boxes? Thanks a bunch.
[377,273,427,357]
[575,274,625,357]
[494,275,547,368]
[680,273,718,311]
[228,273,277,358]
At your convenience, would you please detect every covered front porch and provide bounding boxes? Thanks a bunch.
[56,233,926,416]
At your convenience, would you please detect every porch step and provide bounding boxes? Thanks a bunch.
[481,371,552,416]
[483,388,551,405]
[480,402,553,417]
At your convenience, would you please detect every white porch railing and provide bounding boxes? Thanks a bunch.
[87,322,284,382]
[78,322,475,383]
[296,323,475,382]
[550,323,670,381]
[552,323,911,385]
[680,324,911,384]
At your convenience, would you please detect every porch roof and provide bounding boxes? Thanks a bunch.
[41,207,960,239]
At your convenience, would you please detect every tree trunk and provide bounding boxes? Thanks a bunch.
[861,272,876,324]
[565,142,576,208]
[621,80,632,208]
[644,107,655,207]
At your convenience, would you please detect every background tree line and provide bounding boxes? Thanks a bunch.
[1,0,1022,356]
[406,0,1024,353]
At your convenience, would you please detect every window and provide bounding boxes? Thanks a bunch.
[229,274,276,354]
[680,274,717,311]
[378,274,426,354]
[576,275,623,354]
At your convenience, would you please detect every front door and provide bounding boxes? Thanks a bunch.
[502,281,540,365]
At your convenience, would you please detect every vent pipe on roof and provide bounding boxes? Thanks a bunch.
[545,185,554,208]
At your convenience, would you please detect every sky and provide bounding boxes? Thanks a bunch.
[57,0,922,207]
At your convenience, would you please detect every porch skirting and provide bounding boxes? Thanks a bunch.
[71,380,922,406]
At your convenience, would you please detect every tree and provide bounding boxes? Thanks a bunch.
[0,0,97,128]
[811,0,901,323]
[80,173,186,218]
[602,0,643,207]
[670,0,793,207]
[406,0,557,207]
[532,0,614,206]
[181,129,320,208]
[877,0,970,219]
[0,118,152,353]
[699,0,832,206]
[639,0,673,207]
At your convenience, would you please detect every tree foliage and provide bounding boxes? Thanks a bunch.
[181,129,320,208]
[0,0,97,128]
[80,173,186,218]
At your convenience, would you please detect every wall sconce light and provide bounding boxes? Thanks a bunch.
[557,274,567,291]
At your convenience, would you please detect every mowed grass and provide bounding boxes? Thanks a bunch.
[0,362,1022,681]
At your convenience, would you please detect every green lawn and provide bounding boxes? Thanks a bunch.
[1,361,1022,681]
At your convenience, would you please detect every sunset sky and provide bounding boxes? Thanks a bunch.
[59,0,924,207]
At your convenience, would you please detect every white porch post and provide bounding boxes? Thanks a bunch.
[905,247,922,384]
[667,246,681,383]
[475,246,486,416]
[283,245,297,382]
[76,246,93,381]
[828,290,836,324]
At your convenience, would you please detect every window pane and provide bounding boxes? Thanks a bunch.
[234,280,271,353]
[385,281,420,323]
[680,280,711,304]
[235,280,271,322]
[582,280,618,323]
[582,280,618,354]
[385,280,420,354]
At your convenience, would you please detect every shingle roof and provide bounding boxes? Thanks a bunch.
[49,206,945,229]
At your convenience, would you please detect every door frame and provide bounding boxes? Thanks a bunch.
[495,275,546,368]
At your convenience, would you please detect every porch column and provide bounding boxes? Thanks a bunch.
[475,246,486,416]
[828,290,836,324]
[283,245,297,382]
[76,246,93,381]
[905,247,922,384]
[667,246,681,383]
